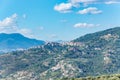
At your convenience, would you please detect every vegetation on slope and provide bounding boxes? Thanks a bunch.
[0,27,120,80]
[59,74,120,80]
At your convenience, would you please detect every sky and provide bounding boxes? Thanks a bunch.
[0,0,120,41]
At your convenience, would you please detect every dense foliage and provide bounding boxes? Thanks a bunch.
[59,74,120,80]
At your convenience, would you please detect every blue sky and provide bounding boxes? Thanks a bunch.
[0,0,120,41]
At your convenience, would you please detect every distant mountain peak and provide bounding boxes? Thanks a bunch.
[0,33,45,52]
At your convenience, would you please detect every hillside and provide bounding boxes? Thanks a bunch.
[59,74,120,80]
[0,33,45,52]
[0,27,120,80]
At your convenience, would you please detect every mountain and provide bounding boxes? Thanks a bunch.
[73,27,120,42]
[0,27,120,80]
[0,33,45,52]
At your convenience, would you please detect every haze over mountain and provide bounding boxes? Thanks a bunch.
[0,33,45,52]
[0,27,120,80]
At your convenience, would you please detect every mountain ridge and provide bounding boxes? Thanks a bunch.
[0,27,120,80]
[73,27,120,42]
[0,33,45,52]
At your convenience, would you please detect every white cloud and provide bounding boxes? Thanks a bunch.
[74,23,100,28]
[78,7,102,14]
[0,13,18,33]
[0,13,17,28]
[105,0,120,4]
[70,0,96,6]
[70,0,96,3]
[0,14,33,38]
[54,3,73,13]
[54,0,97,13]
[69,0,120,5]
[54,0,119,13]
